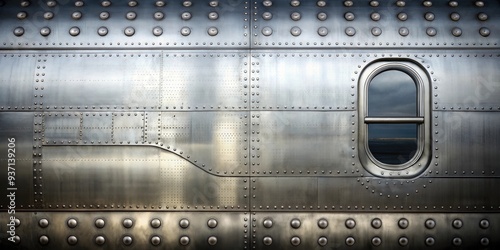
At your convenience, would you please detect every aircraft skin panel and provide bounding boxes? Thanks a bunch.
[0,0,499,249]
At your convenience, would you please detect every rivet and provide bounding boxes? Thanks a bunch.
[98,27,108,36]
[317,0,326,7]
[122,236,133,246]
[262,27,273,36]
[475,1,485,7]
[126,11,137,20]
[452,237,462,246]
[344,0,353,7]
[123,218,133,228]
[183,0,192,7]
[153,26,163,36]
[425,12,435,21]
[75,1,84,7]
[479,219,489,229]
[17,11,27,20]
[207,27,218,36]
[263,236,272,246]
[14,218,20,227]
[345,27,356,36]
[181,12,192,20]
[124,27,135,36]
[208,236,217,246]
[399,237,409,246]
[317,27,328,36]
[20,1,30,7]
[479,27,490,37]
[450,12,460,21]
[423,1,432,7]
[151,236,161,246]
[69,27,80,36]
[425,237,435,246]
[155,1,165,7]
[344,12,355,21]
[371,27,382,36]
[318,219,328,229]
[100,12,110,20]
[290,218,301,228]
[151,218,161,228]
[345,236,355,246]
[208,11,218,20]
[179,236,190,246]
[426,27,437,36]
[372,237,382,246]
[452,219,463,229]
[72,11,82,20]
[262,12,272,20]
[128,0,138,7]
[43,11,54,20]
[396,0,405,7]
[47,0,56,7]
[102,1,111,7]
[263,0,272,7]
[95,236,105,245]
[371,218,382,229]
[452,27,462,37]
[209,1,219,7]
[477,13,488,21]
[40,27,51,36]
[449,1,458,7]
[13,27,25,37]
[290,0,300,7]
[95,218,105,228]
[39,235,49,245]
[179,218,190,228]
[317,12,327,21]
[207,218,218,228]
[398,12,408,21]
[399,27,409,36]
[371,12,380,21]
[369,1,379,7]
[39,218,49,228]
[67,236,77,245]
[425,219,436,229]
[67,218,78,228]
[290,236,301,246]
[154,11,164,20]
[345,218,356,229]
[398,218,409,229]
[290,12,301,21]
[263,219,273,228]
[181,27,191,36]
[480,237,489,246]
[290,26,301,36]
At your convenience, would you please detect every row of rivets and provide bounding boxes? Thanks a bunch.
[36,234,213,246]
[13,26,225,37]
[260,0,487,7]
[15,0,221,7]
[258,11,489,22]
[261,218,490,230]
[260,235,488,247]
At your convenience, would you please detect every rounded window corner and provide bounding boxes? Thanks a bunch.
[358,60,431,178]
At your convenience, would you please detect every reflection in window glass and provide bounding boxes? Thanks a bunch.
[368,70,417,117]
[368,124,417,164]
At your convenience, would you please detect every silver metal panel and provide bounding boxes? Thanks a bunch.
[252,213,499,249]
[42,146,248,210]
[252,52,357,109]
[0,54,36,109]
[430,111,500,177]
[0,112,33,208]
[252,111,360,176]
[252,177,500,211]
[251,0,500,49]
[0,212,249,250]
[0,0,249,49]
[431,53,500,109]
[36,51,248,110]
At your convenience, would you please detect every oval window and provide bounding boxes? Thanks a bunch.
[358,61,431,177]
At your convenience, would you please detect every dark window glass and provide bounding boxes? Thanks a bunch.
[368,124,418,164]
[368,70,417,117]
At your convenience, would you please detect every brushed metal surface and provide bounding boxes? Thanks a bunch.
[0,0,499,249]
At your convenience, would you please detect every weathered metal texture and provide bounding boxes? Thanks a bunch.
[0,0,499,249]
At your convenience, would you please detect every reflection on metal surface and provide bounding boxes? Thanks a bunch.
[0,0,499,249]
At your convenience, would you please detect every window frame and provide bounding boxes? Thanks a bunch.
[358,60,431,177]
